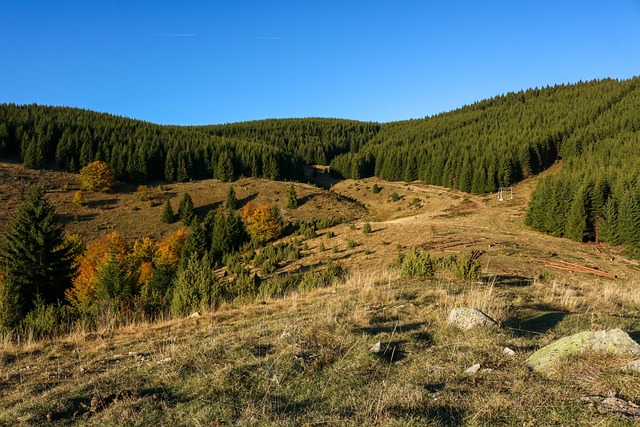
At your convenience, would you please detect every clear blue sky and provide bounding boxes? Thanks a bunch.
[2,1,640,125]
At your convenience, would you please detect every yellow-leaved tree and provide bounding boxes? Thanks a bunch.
[242,202,283,244]
[79,160,116,192]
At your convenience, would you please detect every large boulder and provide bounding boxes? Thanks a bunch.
[448,307,498,330]
[527,329,640,373]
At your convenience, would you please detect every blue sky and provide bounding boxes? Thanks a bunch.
[2,1,640,125]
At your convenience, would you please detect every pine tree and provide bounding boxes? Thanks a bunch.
[216,151,235,182]
[0,186,76,326]
[565,186,589,242]
[178,193,195,226]
[162,199,175,224]
[618,193,640,248]
[226,186,238,210]
[598,197,619,244]
[171,254,218,317]
[209,210,247,264]
[287,183,299,209]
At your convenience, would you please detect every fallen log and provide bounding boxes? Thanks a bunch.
[532,259,617,279]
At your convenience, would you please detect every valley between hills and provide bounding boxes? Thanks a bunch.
[1,159,639,425]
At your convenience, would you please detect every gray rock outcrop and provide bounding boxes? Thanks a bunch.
[526,328,640,373]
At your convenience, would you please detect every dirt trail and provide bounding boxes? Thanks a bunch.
[311,162,636,280]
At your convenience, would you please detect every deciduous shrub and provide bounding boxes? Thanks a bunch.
[79,161,116,192]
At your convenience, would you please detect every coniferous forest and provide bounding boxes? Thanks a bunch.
[1,77,640,250]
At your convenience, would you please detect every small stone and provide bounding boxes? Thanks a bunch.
[464,363,481,374]
[427,366,445,372]
[157,357,172,364]
[502,347,516,357]
[189,311,201,318]
[279,331,291,339]
[370,341,382,354]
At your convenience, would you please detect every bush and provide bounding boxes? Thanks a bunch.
[79,161,116,192]
[372,184,380,194]
[362,223,372,234]
[347,239,356,249]
[21,297,72,340]
[72,191,85,206]
[389,192,400,202]
[451,255,482,280]
[399,249,435,278]
[227,272,259,304]
[297,261,347,293]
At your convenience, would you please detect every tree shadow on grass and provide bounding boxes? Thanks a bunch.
[86,198,119,209]
[237,193,258,208]
[371,341,406,363]
[359,322,426,336]
[504,311,567,337]
[194,200,222,217]
[48,387,179,423]
[491,274,533,287]
[58,213,98,224]
[387,403,465,426]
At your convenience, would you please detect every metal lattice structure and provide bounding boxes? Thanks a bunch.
[498,187,513,201]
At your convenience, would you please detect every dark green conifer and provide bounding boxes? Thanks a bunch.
[226,186,238,210]
[178,193,195,226]
[287,183,299,209]
[0,186,76,327]
[162,199,175,224]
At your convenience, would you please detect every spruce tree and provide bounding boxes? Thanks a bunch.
[226,186,238,210]
[0,186,76,325]
[598,198,619,244]
[565,187,589,242]
[162,199,175,224]
[618,193,640,247]
[171,254,218,317]
[287,183,299,209]
[178,193,195,226]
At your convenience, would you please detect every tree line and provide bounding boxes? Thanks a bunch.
[2,76,640,251]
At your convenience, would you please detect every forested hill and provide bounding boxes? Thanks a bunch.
[330,78,639,192]
[0,78,637,191]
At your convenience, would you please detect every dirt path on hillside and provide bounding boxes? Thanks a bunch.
[307,163,637,281]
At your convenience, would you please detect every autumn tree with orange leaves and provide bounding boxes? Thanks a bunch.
[242,202,283,244]
[66,229,187,316]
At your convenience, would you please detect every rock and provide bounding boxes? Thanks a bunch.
[464,363,481,374]
[598,397,640,419]
[502,347,516,357]
[189,311,201,318]
[527,329,640,373]
[626,359,640,373]
[448,307,498,330]
[279,331,291,339]
[370,341,382,354]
